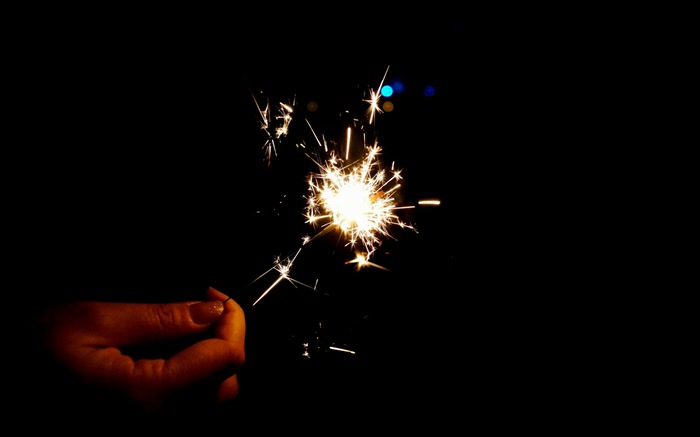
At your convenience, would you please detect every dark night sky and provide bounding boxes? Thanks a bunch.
[11,9,595,426]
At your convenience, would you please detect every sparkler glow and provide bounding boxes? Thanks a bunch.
[304,138,415,262]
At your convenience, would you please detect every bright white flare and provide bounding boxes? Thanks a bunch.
[305,138,414,262]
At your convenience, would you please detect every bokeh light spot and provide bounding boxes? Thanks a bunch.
[381,85,393,97]
[382,101,394,113]
[424,85,436,97]
[390,79,405,94]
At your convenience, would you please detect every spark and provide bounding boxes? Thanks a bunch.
[251,91,295,165]
[275,101,294,139]
[345,127,351,160]
[251,245,314,306]
[329,346,356,354]
[305,118,328,153]
[345,252,390,271]
[418,199,441,206]
[364,65,390,125]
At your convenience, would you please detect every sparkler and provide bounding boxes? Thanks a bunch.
[246,66,416,305]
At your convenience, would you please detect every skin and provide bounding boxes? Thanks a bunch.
[37,287,246,413]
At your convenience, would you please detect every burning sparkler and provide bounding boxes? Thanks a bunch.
[246,66,416,305]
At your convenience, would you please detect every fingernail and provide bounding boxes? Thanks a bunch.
[189,301,225,325]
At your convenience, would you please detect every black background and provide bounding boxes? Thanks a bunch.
[9,7,597,431]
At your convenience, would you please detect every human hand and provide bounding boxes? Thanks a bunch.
[36,286,245,413]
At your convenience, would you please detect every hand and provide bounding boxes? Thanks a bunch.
[35,286,245,413]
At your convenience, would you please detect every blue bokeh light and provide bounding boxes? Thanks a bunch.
[424,85,436,97]
[381,85,394,97]
[390,79,405,94]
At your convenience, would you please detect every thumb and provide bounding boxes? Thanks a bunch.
[86,300,226,346]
